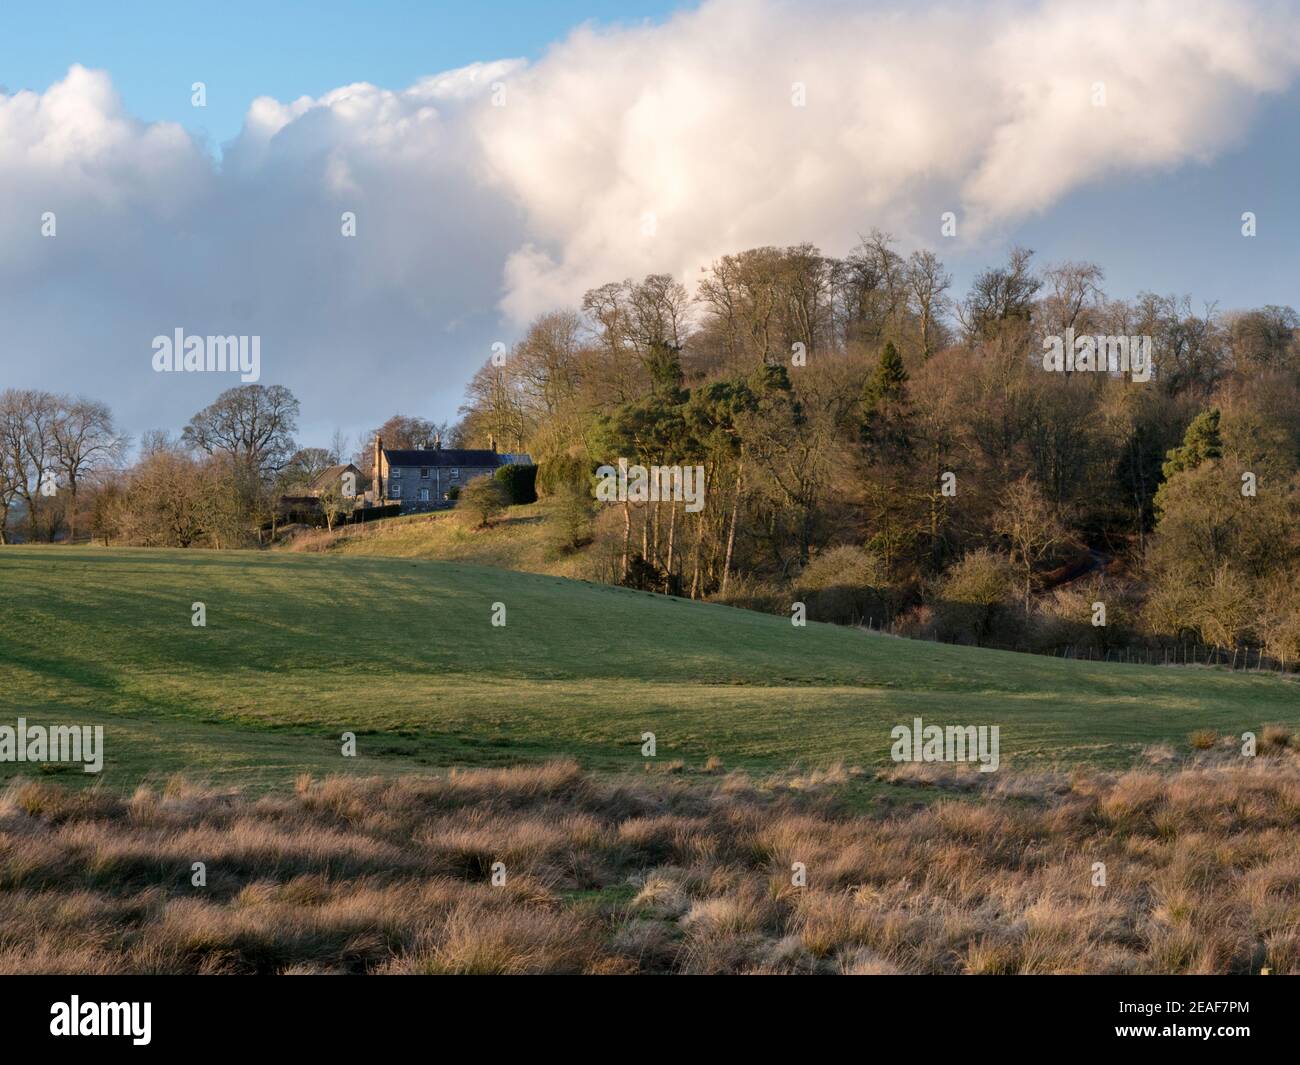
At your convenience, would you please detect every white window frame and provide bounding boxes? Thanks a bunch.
[419,487,430,502]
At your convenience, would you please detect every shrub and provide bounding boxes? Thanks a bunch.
[546,482,594,553]
[794,546,889,625]
[1189,729,1219,750]
[494,464,538,505]
[1033,575,1139,655]
[933,549,1016,645]
[456,478,511,527]
[621,553,663,592]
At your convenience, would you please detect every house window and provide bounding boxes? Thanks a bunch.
[389,483,402,499]
[420,468,429,478]
[392,467,402,478]
[419,488,430,502]
[450,468,459,479]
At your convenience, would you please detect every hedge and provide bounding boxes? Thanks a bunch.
[493,463,538,505]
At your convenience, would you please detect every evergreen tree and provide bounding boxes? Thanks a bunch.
[1161,408,1222,480]
[1154,407,1223,518]
[647,340,686,402]
[862,341,908,409]
[861,342,912,454]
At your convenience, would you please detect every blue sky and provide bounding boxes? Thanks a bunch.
[1012,87,1300,314]
[0,1,686,147]
[1,0,1297,448]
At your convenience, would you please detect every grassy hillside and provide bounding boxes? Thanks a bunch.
[1,545,1296,788]
[283,501,592,578]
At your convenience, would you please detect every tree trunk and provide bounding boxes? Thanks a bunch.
[689,511,704,599]
[720,460,744,598]
[621,500,631,579]
[665,500,677,593]
[652,497,660,567]
[67,478,78,541]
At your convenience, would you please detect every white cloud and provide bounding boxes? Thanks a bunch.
[0,0,1296,438]
[475,0,1300,320]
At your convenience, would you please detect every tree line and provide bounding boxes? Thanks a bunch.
[455,233,1300,661]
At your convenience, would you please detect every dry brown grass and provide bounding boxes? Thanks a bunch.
[2,754,1299,974]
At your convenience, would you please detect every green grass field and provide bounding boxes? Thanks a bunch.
[1,545,1295,788]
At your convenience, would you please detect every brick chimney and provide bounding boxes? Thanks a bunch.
[373,434,384,502]
[434,433,441,451]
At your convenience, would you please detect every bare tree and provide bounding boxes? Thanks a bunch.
[994,476,1069,613]
[512,311,585,417]
[1039,261,1105,338]
[906,249,952,358]
[369,415,441,450]
[181,384,299,479]
[52,398,127,541]
[0,389,60,541]
[697,248,785,365]
[328,429,351,466]
[316,478,356,532]
[960,246,1041,341]
[458,362,531,452]
[282,448,336,490]
[0,432,20,544]
[831,230,907,349]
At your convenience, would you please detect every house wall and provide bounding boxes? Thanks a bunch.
[386,463,498,512]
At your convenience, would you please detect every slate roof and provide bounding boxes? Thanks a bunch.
[383,448,503,468]
[307,463,361,491]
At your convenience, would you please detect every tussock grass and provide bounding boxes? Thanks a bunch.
[2,755,1298,974]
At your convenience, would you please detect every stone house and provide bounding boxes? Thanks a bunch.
[307,463,364,498]
[278,463,365,520]
[370,434,529,513]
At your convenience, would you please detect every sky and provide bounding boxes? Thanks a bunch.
[2,0,1299,452]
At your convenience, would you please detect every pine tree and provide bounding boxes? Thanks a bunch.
[1154,407,1223,518]
[862,341,908,408]
[647,340,686,402]
[861,342,911,453]
[1161,408,1222,480]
